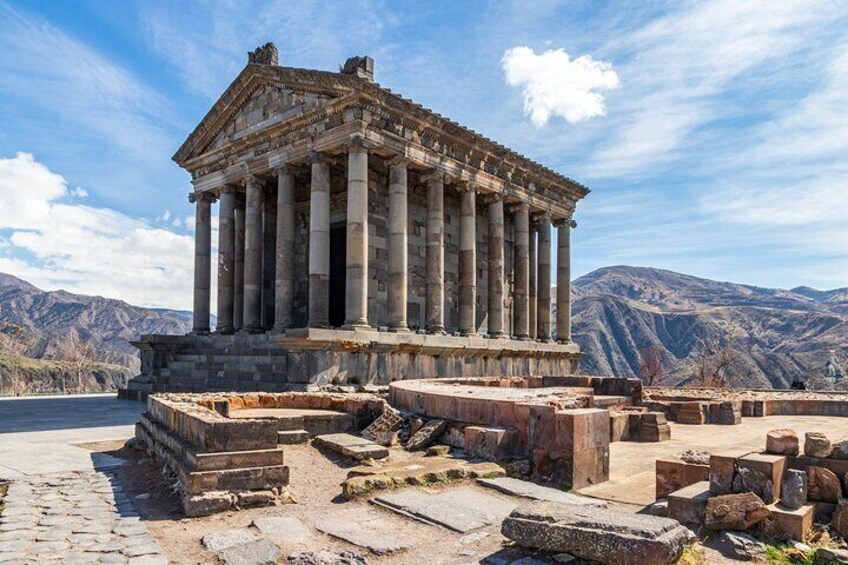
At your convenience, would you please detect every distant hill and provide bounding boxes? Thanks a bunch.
[0,272,193,392]
[572,266,848,388]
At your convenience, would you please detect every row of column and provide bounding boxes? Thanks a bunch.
[190,149,574,343]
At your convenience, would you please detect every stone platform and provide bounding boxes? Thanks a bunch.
[121,329,581,400]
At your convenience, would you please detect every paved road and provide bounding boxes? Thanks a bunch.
[0,395,144,479]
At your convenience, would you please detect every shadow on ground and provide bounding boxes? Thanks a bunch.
[0,395,144,433]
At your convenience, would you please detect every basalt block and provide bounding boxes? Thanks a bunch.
[668,481,710,527]
[762,503,815,541]
[805,432,833,458]
[782,469,808,510]
[502,501,695,565]
[808,466,842,503]
[736,453,786,504]
[767,429,800,456]
[704,492,770,531]
[656,459,709,499]
[710,450,755,496]
[676,402,707,425]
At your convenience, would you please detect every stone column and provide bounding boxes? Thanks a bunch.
[458,183,476,336]
[273,166,295,332]
[233,200,245,331]
[513,202,530,339]
[308,156,331,328]
[191,191,214,333]
[242,176,264,332]
[424,172,445,333]
[529,225,537,340]
[487,195,506,338]
[556,218,575,343]
[345,137,370,330]
[537,216,552,341]
[387,157,409,332]
[216,186,236,334]
[262,189,277,330]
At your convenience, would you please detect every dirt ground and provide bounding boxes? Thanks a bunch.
[101,442,561,564]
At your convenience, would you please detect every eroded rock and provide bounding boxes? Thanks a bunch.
[766,429,799,456]
[405,419,447,451]
[806,432,833,458]
[830,499,848,540]
[704,492,770,531]
[782,469,808,510]
[809,467,842,503]
[707,531,766,562]
[501,501,695,565]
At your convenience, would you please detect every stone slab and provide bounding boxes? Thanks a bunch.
[218,538,282,565]
[655,459,709,499]
[667,481,710,527]
[763,503,815,541]
[372,487,517,533]
[314,511,408,555]
[502,501,696,565]
[313,433,388,460]
[251,516,312,545]
[202,529,258,552]
[477,477,606,507]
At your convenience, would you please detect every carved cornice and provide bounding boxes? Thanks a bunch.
[189,191,217,204]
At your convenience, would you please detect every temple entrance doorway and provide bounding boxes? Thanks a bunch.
[329,223,347,327]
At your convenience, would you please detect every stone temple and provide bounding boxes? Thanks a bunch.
[122,43,588,399]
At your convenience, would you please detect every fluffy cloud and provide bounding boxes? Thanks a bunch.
[502,46,619,126]
[0,153,197,310]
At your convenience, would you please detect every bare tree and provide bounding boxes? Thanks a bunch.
[0,309,32,396]
[686,336,748,388]
[638,345,667,386]
[59,335,99,394]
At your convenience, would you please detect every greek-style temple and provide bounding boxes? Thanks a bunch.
[123,43,589,398]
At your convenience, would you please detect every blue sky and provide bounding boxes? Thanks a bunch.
[0,0,846,310]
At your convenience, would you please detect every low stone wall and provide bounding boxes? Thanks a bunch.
[135,391,385,516]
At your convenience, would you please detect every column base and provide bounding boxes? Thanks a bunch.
[239,326,265,335]
[488,332,508,340]
[557,338,572,344]
[516,335,532,341]
[342,323,372,332]
[427,326,447,335]
[389,324,411,333]
[460,331,480,338]
[216,327,235,335]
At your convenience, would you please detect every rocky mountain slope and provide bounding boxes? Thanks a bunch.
[572,266,848,388]
[0,273,192,392]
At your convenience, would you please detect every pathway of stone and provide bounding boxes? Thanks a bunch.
[0,471,166,565]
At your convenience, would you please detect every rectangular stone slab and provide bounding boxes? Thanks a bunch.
[313,433,389,460]
[314,512,408,555]
[478,477,606,507]
[372,487,517,533]
[502,501,696,565]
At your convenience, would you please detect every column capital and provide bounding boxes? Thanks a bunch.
[483,191,505,205]
[217,185,237,196]
[308,151,331,165]
[189,191,217,204]
[240,174,262,189]
[345,133,372,152]
[388,154,411,168]
[420,169,445,184]
[532,210,553,223]
[272,164,294,176]
[554,217,577,228]
[508,200,530,213]
[453,180,476,193]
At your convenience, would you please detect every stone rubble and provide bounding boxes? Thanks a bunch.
[808,466,843,503]
[806,432,833,458]
[782,469,809,510]
[405,419,448,451]
[766,428,799,456]
[704,492,770,531]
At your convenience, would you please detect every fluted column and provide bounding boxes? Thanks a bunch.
[262,188,277,330]
[387,157,409,332]
[273,166,295,332]
[308,156,331,328]
[233,201,245,331]
[216,186,236,334]
[513,202,530,339]
[191,191,215,333]
[537,216,552,341]
[487,194,506,338]
[242,176,264,332]
[345,137,370,330]
[556,218,575,343]
[424,172,445,333]
[458,183,476,335]
[529,224,537,340]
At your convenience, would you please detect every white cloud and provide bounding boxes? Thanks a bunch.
[70,187,88,199]
[502,46,619,126]
[0,153,198,310]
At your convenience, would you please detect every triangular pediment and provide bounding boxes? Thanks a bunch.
[174,65,359,165]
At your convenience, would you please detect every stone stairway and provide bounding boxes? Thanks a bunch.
[229,408,355,446]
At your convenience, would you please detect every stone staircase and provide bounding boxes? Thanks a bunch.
[230,408,355,446]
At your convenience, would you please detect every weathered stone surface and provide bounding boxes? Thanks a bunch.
[313,434,388,461]
[314,512,407,555]
[782,469,808,510]
[360,407,402,446]
[767,428,799,456]
[705,492,770,531]
[831,499,848,540]
[817,547,848,564]
[251,516,311,544]
[832,440,848,460]
[425,445,450,457]
[218,539,281,565]
[710,450,754,496]
[202,529,258,552]
[642,499,669,518]
[667,481,710,526]
[716,401,742,425]
[478,477,606,507]
[501,501,695,565]
[735,453,786,504]
[809,466,843,503]
[707,531,766,562]
[656,458,709,499]
[762,503,815,541]
[680,450,710,466]
[806,432,833,458]
[287,550,369,565]
[373,488,516,533]
[405,419,447,451]
[676,402,706,425]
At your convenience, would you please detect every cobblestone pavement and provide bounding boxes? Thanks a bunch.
[0,471,166,564]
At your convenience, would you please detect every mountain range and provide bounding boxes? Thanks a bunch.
[0,267,846,391]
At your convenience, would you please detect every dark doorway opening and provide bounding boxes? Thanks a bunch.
[329,223,346,327]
